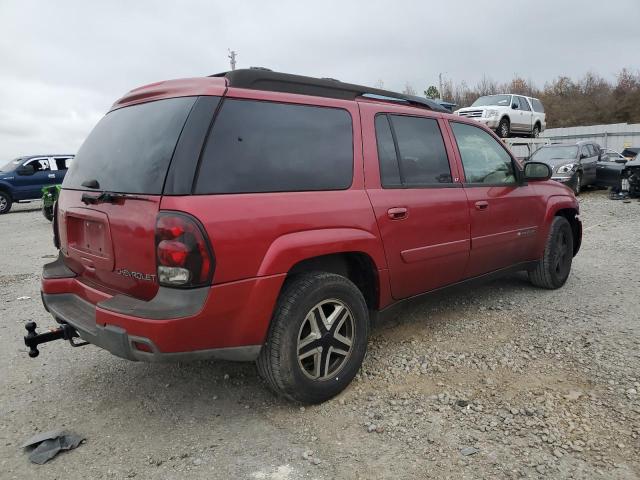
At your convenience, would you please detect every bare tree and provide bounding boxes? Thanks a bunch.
[475,75,497,96]
[402,82,416,96]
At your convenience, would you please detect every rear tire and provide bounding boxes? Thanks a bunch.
[257,272,369,404]
[497,117,510,138]
[528,216,574,289]
[0,191,12,214]
[531,124,540,138]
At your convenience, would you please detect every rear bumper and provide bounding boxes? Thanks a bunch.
[41,292,261,362]
[41,255,285,362]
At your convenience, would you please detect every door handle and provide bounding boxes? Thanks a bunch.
[475,201,489,211]
[48,174,56,178]
[387,207,408,220]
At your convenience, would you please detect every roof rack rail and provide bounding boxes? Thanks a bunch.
[210,69,449,113]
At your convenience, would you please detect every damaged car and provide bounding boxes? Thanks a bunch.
[620,157,640,197]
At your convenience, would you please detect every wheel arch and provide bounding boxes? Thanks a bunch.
[0,182,13,198]
[539,196,581,258]
[286,252,381,311]
[256,228,387,311]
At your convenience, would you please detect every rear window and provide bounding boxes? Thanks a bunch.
[194,99,353,194]
[63,97,196,193]
[530,98,544,113]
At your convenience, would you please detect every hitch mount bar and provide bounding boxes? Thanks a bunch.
[24,321,88,358]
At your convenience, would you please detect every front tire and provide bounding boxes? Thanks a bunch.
[528,216,574,289]
[573,171,582,195]
[257,272,369,404]
[497,117,510,138]
[0,191,12,214]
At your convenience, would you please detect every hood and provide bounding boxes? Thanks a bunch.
[533,158,577,169]
[455,106,485,113]
[625,158,640,168]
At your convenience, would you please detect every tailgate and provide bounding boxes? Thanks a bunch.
[58,190,161,301]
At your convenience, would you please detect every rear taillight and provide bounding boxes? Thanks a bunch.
[155,212,214,287]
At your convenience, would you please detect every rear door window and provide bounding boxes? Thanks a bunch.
[374,114,452,187]
[518,97,531,111]
[374,115,402,188]
[54,157,71,170]
[63,97,196,193]
[195,99,353,194]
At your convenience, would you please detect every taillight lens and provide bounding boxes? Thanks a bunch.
[155,212,214,287]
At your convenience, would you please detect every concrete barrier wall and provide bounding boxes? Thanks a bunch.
[542,123,640,152]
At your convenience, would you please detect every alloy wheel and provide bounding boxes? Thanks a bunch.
[297,299,354,380]
[0,196,7,213]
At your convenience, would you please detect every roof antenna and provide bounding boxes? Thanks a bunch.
[228,49,238,71]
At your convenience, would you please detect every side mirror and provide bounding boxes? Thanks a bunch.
[16,164,35,176]
[511,103,518,109]
[524,162,552,181]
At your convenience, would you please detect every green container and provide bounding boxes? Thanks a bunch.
[41,184,61,221]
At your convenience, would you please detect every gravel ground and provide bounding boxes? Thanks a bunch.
[1,191,639,479]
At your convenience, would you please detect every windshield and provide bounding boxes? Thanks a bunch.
[63,97,196,194]
[471,95,511,107]
[0,158,21,172]
[531,146,578,162]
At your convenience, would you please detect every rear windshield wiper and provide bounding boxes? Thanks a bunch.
[81,191,152,205]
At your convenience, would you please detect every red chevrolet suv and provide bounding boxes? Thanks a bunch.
[29,70,581,403]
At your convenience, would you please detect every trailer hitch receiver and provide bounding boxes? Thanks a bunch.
[24,321,88,358]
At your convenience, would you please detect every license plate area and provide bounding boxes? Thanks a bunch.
[65,209,114,271]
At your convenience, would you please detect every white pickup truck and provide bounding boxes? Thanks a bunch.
[454,94,546,138]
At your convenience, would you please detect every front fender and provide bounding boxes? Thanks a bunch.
[0,180,14,197]
[256,228,387,277]
[536,194,580,256]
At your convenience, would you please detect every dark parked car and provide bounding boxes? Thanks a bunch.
[0,155,74,214]
[595,148,629,189]
[26,70,581,404]
[527,141,599,194]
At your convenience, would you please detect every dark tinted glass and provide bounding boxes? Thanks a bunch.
[390,116,452,185]
[63,97,196,193]
[451,122,516,184]
[195,99,353,194]
[374,115,401,187]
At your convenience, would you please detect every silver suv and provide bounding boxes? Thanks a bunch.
[454,94,546,138]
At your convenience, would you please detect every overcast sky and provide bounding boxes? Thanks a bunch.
[1,0,638,159]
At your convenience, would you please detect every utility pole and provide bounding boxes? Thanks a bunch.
[228,49,237,71]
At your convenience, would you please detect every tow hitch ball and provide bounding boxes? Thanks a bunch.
[24,321,88,358]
